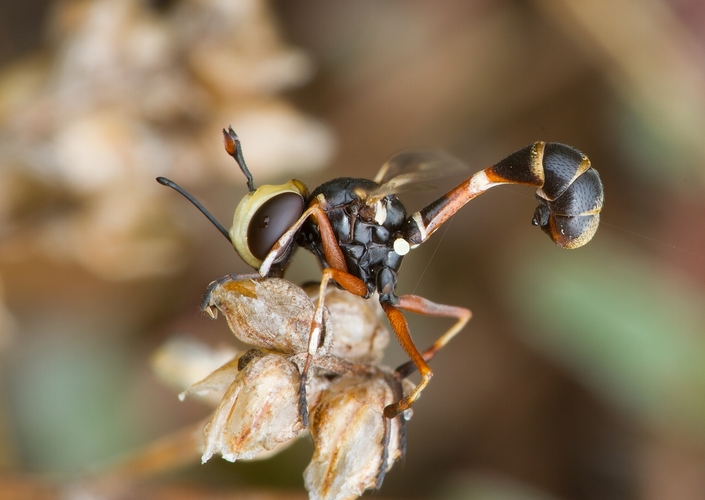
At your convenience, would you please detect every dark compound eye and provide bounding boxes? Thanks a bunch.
[231,179,308,269]
[247,192,305,261]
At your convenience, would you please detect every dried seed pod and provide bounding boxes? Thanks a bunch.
[303,284,389,363]
[201,352,308,462]
[202,277,332,354]
[304,373,408,500]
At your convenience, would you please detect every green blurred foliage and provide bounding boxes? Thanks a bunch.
[511,236,705,441]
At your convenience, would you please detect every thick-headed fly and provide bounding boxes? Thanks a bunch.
[158,126,604,423]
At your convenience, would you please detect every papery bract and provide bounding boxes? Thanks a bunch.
[203,277,332,354]
[304,373,406,500]
[201,352,305,462]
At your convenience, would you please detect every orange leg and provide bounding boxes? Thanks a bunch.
[381,303,429,418]
[307,268,368,355]
[259,198,348,277]
[382,295,471,418]
[296,203,369,426]
[298,267,368,426]
[310,202,348,273]
[393,294,471,379]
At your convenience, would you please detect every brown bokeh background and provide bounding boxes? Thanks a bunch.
[2,0,705,499]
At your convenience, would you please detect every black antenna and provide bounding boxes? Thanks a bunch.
[156,177,232,244]
[222,126,255,192]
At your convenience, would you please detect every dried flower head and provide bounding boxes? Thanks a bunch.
[201,276,333,354]
[157,275,413,499]
[305,372,411,500]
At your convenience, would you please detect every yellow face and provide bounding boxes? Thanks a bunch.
[230,179,308,269]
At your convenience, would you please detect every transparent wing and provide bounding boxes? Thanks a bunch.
[369,151,470,199]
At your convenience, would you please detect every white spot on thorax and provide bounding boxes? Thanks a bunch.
[393,238,410,255]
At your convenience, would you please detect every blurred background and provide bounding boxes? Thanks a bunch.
[1,0,705,498]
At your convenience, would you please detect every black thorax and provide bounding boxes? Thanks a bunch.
[296,177,408,303]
